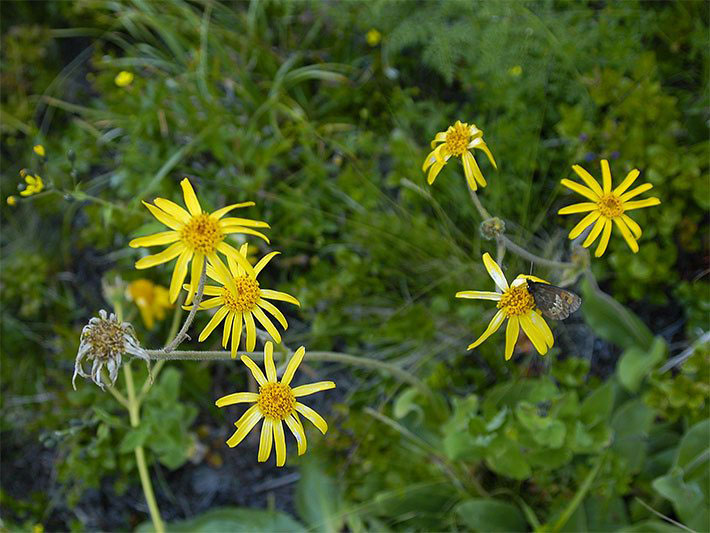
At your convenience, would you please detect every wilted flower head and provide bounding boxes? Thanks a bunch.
[73,310,150,390]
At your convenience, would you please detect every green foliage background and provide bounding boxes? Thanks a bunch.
[1,1,708,531]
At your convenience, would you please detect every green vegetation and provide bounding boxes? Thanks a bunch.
[1,1,707,531]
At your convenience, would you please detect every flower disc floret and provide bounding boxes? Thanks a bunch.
[257,383,296,420]
[221,277,261,312]
[180,214,223,254]
[497,285,536,317]
[597,195,624,218]
[444,121,472,156]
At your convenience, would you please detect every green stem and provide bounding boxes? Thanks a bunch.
[144,349,429,395]
[124,363,165,533]
[550,453,606,533]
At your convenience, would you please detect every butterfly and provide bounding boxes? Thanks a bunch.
[526,280,582,320]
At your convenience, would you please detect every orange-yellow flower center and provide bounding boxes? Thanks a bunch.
[221,277,260,312]
[257,382,295,420]
[497,285,536,317]
[597,194,624,218]
[445,122,471,157]
[180,214,223,254]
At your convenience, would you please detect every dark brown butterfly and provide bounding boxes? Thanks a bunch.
[526,280,582,320]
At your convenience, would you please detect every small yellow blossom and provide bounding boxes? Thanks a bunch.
[115,71,134,87]
[33,144,46,157]
[6,196,17,206]
[216,341,335,466]
[422,120,497,191]
[366,28,382,47]
[126,279,172,330]
[129,177,270,304]
[185,244,300,357]
[456,253,554,360]
[558,159,661,257]
[509,65,523,76]
[20,172,44,196]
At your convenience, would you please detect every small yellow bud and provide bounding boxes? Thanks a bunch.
[366,29,382,47]
[33,144,46,157]
[6,196,17,206]
[114,71,134,87]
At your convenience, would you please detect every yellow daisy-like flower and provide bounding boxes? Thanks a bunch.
[558,160,661,257]
[129,178,269,304]
[366,28,382,47]
[114,71,134,87]
[216,341,335,466]
[126,279,172,330]
[456,253,554,360]
[19,170,44,197]
[422,120,497,191]
[186,244,300,357]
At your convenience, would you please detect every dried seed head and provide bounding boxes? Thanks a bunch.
[480,217,505,240]
[73,310,150,390]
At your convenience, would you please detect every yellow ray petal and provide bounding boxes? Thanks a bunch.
[505,316,519,360]
[264,341,277,382]
[560,179,600,202]
[281,346,305,386]
[557,202,598,215]
[142,201,183,230]
[295,402,328,434]
[240,355,267,385]
[595,218,613,257]
[613,217,639,253]
[219,217,270,229]
[244,311,256,351]
[254,251,280,277]
[285,414,307,456]
[600,159,612,194]
[571,165,604,197]
[222,312,234,348]
[222,226,270,243]
[257,299,288,329]
[529,312,554,349]
[568,210,601,240]
[185,252,204,305]
[210,202,256,220]
[231,312,243,359]
[253,307,282,344]
[622,198,661,210]
[260,289,300,306]
[426,160,446,185]
[218,242,256,278]
[215,391,259,407]
[582,216,606,248]
[463,150,486,189]
[198,306,229,342]
[168,250,192,302]
[180,178,202,216]
[273,419,286,467]
[226,405,262,447]
[455,290,501,301]
[619,182,652,202]
[135,242,185,269]
[470,137,497,169]
[258,418,273,462]
[621,214,642,239]
[129,231,180,248]
[153,198,191,224]
[468,309,506,350]
[482,252,509,291]
[292,381,336,397]
[519,313,548,355]
[613,169,640,195]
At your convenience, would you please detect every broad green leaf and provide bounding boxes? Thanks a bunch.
[295,458,344,532]
[373,481,456,516]
[611,399,655,472]
[617,337,667,392]
[580,276,653,350]
[580,381,616,427]
[455,498,527,532]
[485,437,531,480]
[675,418,710,481]
[135,507,305,532]
[652,468,708,531]
[118,424,150,453]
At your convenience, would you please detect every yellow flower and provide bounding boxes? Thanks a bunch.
[366,28,382,46]
[126,279,172,330]
[19,172,44,196]
[186,244,300,357]
[216,341,335,466]
[558,160,661,257]
[509,65,523,77]
[33,144,45,157]
[422,120,497,191]
[129,178,270,304]
[456,253,554,360]
[6,196,17,206]
[115,71,134,87]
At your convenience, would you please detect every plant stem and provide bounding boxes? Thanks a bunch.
[124,363,165,533]
[163,262,207,352]
[468,188,491,219]
[144,348,429,394]
[550,453,605,532]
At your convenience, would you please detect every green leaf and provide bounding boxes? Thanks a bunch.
[485,437,531,480]
[516,402,566,448]
[610,399,655,473]
[675,418,710,480]
[373,481,456,516]
[118,424,150,453]
[295,458,344,532]
[580,381,616,427]
[393,387,425,423]
[652,468,708,531]
[455,498,527,532]
[580,276,653,350]
[617,337,667,392]
[135,507,305,532]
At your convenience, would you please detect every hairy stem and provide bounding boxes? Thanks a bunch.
[124,363,165,533]
[163,262,207,352]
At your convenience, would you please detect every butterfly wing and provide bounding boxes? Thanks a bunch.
[528,281,582,320]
